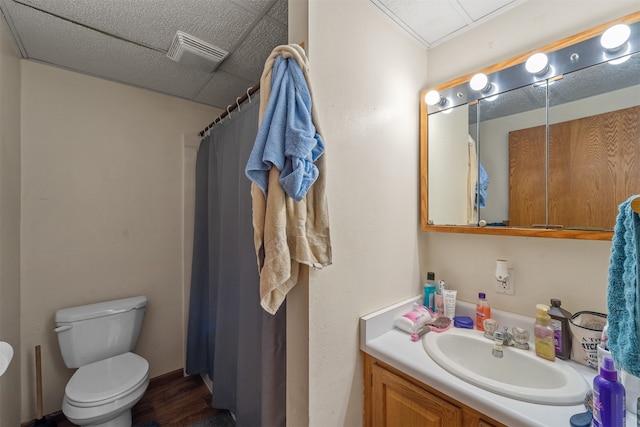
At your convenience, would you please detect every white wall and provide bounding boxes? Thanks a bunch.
[303,1,639,426]
[0,19,22,427]
[306,1,427,425]
[19,61,215,420]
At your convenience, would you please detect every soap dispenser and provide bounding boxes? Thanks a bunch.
[534,304,555,361]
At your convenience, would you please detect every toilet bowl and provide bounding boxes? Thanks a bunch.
[55,296,150,427]
[62,353,149,427]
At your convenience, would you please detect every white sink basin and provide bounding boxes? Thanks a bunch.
[423,327,589,405]
[0,341,13,376]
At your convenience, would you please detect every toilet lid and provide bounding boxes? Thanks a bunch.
[65,352,149,406]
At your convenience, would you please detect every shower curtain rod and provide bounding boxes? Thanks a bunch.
[198,83,260,137]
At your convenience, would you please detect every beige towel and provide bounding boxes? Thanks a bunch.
[251,44,332,314]
[467,134,478,225]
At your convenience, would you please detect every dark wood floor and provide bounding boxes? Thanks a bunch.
[32,370,224,427]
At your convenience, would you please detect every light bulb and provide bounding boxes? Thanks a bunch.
[600,24,631,51]
[425,90,445,106]
[470,73,490,92]
[525,52,549,75]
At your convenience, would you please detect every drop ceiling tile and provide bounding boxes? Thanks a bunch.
[265,0,288,25]
[370,0,526,48]
[0,0,287,109]
[371,0,469,47]
[10,5,211,100]
[456,0,520,21]
[193,71,256,109]
[13,0,256,51]
[218,16,287,82]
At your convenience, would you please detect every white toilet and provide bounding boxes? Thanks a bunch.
[55,296,150,427]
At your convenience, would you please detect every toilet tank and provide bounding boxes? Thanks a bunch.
[55,296,147,368]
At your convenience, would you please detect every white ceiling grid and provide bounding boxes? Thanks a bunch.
[370,0,526,48]
[0,0,287,109]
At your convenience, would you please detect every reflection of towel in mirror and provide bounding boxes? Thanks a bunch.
[475,163,489,208]
[607,195,640,377]
[467,135,478,224]
[467,134,490,215]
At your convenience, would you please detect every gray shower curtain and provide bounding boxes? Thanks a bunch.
[186,93,286,427]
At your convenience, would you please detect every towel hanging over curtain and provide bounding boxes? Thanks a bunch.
[245,44,332,315]
[186,93,286,427]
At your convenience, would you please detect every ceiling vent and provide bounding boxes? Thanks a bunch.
[167,31,228,72]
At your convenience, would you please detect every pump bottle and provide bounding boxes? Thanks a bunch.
[534,304,555,361]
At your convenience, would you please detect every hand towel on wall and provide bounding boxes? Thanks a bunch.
[247,44,332,315]
[607,195,640,376]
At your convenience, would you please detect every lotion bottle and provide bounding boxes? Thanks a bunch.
[593,356,626,427]
[534,304,555,361]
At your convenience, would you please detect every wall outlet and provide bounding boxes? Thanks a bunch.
[495,268,515,295]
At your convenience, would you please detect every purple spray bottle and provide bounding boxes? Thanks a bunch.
[592,356,625,427]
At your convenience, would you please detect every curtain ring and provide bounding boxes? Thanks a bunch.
[226,105,232,119]
[246,88,252,103]
[236,97,242,112]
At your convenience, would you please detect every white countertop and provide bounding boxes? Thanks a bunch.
[360,297,638,427]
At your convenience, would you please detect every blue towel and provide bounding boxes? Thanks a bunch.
[245,55,324,201]
[607,195,640,376]
[475,163,489,208]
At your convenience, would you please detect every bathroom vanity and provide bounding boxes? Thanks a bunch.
[364,353,505,426]
[360,297,639,427]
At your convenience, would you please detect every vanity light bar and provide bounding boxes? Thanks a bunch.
[426,19,640,115]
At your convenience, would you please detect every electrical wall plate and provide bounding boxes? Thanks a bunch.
[495,268,515,295]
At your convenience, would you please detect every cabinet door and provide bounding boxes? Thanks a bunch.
[371,363,461,427]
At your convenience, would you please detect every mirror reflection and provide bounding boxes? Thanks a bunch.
[422,13,640,239]
[546,52,640,231]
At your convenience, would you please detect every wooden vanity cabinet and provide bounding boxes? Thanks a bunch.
[363,353,506,427]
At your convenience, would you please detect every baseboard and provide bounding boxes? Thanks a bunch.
[146,368,185,390]
[20,368,186,427]
[20,412,65,427]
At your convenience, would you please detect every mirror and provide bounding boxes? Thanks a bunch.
[421,12,640,240]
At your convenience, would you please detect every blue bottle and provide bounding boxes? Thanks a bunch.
[423,272,436,311]
[593,356,625,427]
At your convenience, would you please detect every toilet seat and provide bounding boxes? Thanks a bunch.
[65,352,149,407]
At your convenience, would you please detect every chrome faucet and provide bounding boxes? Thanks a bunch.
[511,327,530,350]
[492,330,506,358]
[488,326,530,358]
[496,327,514,346]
